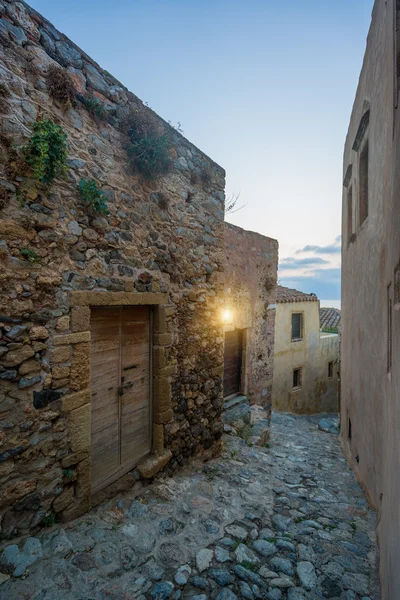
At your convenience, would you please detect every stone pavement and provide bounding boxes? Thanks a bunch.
[0,412,380,599]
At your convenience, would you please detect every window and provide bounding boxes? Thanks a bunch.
[293,367,302,389]
[388,283,393,373]
[347,185,353,244]
[328,361,334,379]
[359,140,369,225]
[291,313,303,341]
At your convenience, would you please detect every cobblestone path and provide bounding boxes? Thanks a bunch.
[0,412,380,599]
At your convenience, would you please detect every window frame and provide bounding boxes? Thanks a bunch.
[359,138,369,227]
[328,361,334,379]
[291,312,304,342]
[293,367,302,390]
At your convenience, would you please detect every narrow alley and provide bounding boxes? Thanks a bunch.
[0,413,380,600]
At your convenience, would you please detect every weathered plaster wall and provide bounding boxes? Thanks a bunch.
[341,1,400,597]
[0,0,226,540]
[223,223,278,413]
[272,300,339,414]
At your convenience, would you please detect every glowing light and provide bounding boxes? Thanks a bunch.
[222,308,233,323]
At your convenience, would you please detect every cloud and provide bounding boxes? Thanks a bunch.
[296,236,341,255]
[279,267,341,300]
[279,257,330,270]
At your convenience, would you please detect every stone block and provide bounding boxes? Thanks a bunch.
[61,450,89,468]
[53,486,74,513]
[61,390,90,413]
[69,343,90,391]
[51,346,71,364]
[153,378,171,413]
[71,307,90,333]
[76,457,90,498]
[68,404,90,453]
[55,316,70,331]
[53,332,90,346]
[52,365,70,380]
[18,359,40,376]
[137,450,172,479]
[4,345,35,367]
[2,480,36,506]
[153,347,166,369]
[153,423,164,454]
[154,409,174,424]
[60,496,90,522]
[29,326,49,340]
[157,365,178,378]
[154,333,172,346]
[154,308,167,334]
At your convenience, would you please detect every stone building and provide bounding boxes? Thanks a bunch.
[223,224,278,420]
[0,1,227,539]
[272,286,339,415]
[341,1,400,596]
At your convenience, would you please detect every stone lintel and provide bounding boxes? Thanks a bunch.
[70,291,168,307]
[137,450,172,479]
[54,331,90,346]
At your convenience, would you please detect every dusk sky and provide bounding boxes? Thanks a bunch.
[29,0,374,302]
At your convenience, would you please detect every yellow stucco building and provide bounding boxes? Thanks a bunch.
[272,286,339,414]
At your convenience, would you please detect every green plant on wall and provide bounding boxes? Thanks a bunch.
[124,104,172,179]
[20,248,40,263]
[20,119,68,186]
[79,178,110,215]
[79,94,108,121]
[128,135,172,180]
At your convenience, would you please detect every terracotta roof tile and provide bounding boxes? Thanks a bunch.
[320,307,341,332]
[276,286,319,303]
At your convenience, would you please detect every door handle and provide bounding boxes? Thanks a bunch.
[119,382,134,396]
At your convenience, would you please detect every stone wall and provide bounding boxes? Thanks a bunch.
[341,1,400,597]
[223,223,278,414]
[0,0,226,540]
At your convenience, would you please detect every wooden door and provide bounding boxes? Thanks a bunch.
[90,306,151,493]
[224,329,242,397]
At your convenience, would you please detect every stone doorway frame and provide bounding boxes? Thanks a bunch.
[57,291,175,518]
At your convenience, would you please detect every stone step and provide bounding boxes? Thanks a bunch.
[223,394,248,411]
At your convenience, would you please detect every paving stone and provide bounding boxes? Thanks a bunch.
[252,539,276,557]
[208,568,235,586]
[234,543,259,565]
[215,545,232,563]
[342,572,369,595]
[150,581,174,599]
[196,549,213,572]
[191,575,208,590]
[269,557,294,577]
[269,576,295,589]
[296,561,317,590]
[174,564,191,585]
[215,589,239,600]
[225,525,248,540]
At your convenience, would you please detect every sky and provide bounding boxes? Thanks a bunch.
[29,0,374,302]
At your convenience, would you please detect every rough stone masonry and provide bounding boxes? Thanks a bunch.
[0,0,229,539]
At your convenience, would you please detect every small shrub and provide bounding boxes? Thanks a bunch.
[265,273,275,294]
[20,119,68,186]
[190,171,199,185]
[186,190,195,204]
[46,65,76,105]
[123,104,163,141]
[42,511,56,527]
[128,135,172,180]
[79,178,110,215]
[0,82,11,113]
[157,192,169,210]
[200,166,212,186]
[20,248,40,263]
[63,468,73,478]
[79,93,108,121]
